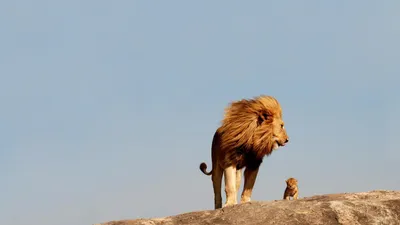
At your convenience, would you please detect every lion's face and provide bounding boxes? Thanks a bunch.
[286,178,298,189]
[271,117,289,150]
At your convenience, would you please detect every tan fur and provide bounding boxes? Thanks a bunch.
[199,95,289,209]
[283,177,298,200]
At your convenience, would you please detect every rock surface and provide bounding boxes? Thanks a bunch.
[97,190,400,225]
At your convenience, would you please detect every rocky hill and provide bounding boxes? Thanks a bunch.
[97,190,400,225]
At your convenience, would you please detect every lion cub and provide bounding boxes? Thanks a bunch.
[283,177,298,200]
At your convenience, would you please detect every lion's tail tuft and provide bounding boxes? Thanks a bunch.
[199,162,212,175]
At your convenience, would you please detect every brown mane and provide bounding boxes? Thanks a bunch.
[219,95,283,164]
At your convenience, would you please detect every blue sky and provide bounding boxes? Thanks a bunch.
[1,1,399,225]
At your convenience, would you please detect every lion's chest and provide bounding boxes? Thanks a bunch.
[285,187,298,196]
[235,148,263,170]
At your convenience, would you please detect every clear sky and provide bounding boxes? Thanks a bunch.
[1,1,399,225]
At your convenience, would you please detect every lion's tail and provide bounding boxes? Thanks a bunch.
[199,162,212,176]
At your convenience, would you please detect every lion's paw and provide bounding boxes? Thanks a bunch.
[223,201,236,208]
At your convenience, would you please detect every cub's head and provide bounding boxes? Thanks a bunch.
[285,177,298,189]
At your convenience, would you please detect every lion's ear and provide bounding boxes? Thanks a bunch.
[257,111,272,126]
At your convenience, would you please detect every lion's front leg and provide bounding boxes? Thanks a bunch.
[240,167,259,203]
[293,192,298,200]
[236,168,242,193]
[223,165,237,207]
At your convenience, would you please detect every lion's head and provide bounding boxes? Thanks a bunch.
[286,177,298,189]
[270,112,289,151]
[219,95,289,159]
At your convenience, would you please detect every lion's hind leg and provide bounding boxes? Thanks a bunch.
[212,164,223,209]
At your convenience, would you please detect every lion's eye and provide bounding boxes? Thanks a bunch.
[281,124,284,129]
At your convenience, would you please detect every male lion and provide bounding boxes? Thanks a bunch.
[283,177,298,200]
[199,95,289,209]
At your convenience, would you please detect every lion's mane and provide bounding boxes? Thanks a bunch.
[219,95,283,163]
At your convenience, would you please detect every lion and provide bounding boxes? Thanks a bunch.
[199,95,289,209]
[283,177,298,200]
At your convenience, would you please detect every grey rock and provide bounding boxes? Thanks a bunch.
[98,190,400,225]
